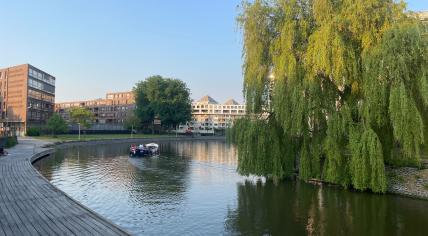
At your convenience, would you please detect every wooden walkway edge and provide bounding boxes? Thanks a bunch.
[0,138,130,236]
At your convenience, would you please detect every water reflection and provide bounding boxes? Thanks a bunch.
[34,140,428,236]
[225,180,428,235]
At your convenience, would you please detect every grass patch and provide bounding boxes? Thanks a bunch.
[424,184,428,191]
[33,134,175,142]
[4,136,18,148]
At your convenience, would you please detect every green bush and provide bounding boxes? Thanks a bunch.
[5,136,18,148]
[26,127,41,136]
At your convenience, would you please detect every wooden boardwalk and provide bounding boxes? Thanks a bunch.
[0,138,129,236]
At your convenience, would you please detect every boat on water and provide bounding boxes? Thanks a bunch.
[129,143,159,157]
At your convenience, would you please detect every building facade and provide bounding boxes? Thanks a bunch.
[0,64,55,135]
[177,95,246,134]
[55,91,135,131]
[417,11,428,22]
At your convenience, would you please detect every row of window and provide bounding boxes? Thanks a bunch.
[29,68,55,86]
[193,105,245,109]
[193,109,245,114]
[92,106,131,112]
[28,89,54,103]
[28,111,52,121]
[106,93,133,99]
[28,99,54,111]
[28,78,55,94]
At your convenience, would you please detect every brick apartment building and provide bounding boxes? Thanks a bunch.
[0,64,55,135]
[55,91,135,132]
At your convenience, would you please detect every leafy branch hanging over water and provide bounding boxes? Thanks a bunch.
[229,0,428,193]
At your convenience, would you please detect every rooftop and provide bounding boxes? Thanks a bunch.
[195,96,243,105]
[197,95,218,104]
[223,99,240,105]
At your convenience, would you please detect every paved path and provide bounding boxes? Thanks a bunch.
[0,138,129,236]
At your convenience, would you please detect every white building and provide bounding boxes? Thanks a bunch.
[177,96,246,135]
[417,11,428,21]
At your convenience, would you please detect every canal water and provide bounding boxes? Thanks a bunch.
[34,140,428,235]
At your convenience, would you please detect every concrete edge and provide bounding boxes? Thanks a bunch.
[386,189,428,201]
[29,136,227,235]
[47,136,226,149]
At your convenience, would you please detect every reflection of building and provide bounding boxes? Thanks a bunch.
[177,96,245,134]
[0,64,56,135]
[55,91,135,131]
[172,140,238,167]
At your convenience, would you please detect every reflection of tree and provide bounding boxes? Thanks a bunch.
[127,154,190,204]
[34,143,131,181]
[46,142,191,203]
[225,180,307,235]
[33,150,66,181]
[225,180,428,235]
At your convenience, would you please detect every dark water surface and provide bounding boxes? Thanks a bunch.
[34,140,428,235]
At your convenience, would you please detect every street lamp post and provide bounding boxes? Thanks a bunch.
[78,122,81,140]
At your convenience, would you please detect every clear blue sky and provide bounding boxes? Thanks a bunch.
[0,0,427,103]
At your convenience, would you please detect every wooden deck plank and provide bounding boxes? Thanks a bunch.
[49,202,102,235]
[0,204,16,236]
[0,139,129,236]
[16,169,84,236]
[0,222,7,236]
[7,160,54,236]
[13,168,72,235]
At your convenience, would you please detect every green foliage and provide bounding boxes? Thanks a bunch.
[133,75,192,129]
[5,136,18,148]
[69,107,94,129]
[228,118,294,179]
[124,113,141,131]
[46,113,68,136]
[231,0,428,193]
[349,127,387,192]
[299,140,311,181]
[237,0,273,114]
[26,127,41,136]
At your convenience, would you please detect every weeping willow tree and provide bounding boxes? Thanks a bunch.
[229,0,428,193]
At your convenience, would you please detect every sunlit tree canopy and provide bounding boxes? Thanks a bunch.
[230,0,428,193]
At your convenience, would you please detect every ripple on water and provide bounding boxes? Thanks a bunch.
[34,140,428,236]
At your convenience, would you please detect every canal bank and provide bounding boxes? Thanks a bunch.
[45,136,226,149]
[386,163,428,200]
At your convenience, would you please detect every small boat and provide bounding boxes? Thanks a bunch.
[129,143,159,157]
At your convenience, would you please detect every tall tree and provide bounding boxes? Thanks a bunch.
[133,75,192,131]
[124,113,141,131]
[69,107,94,139]
[46,113,68,137]
[230,0,428,193]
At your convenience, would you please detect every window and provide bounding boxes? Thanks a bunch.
[29,68,55,86]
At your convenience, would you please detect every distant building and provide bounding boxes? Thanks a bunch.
[177,95,246,134]
[55,91,135,132]
[416,11,428,22]
[0,64,56,135]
